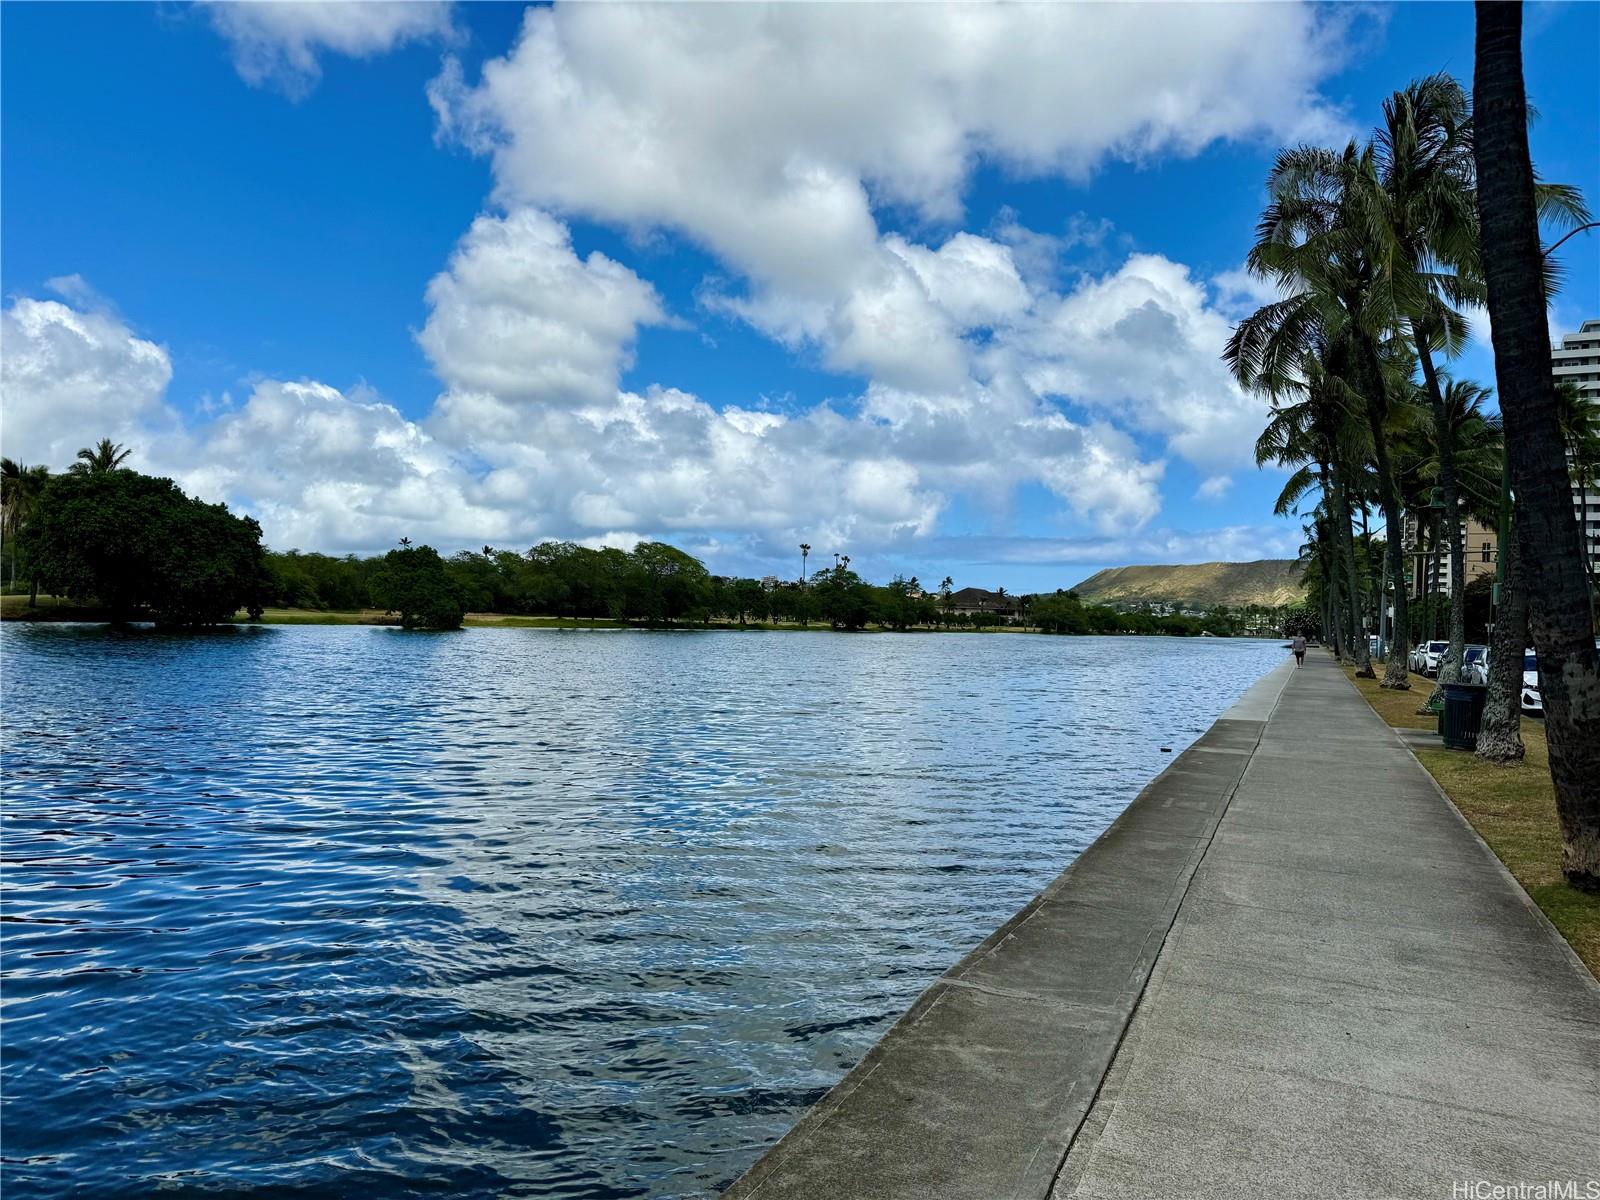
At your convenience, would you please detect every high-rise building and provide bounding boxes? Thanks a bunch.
[1402,512,1498,599]
[1553,319,1600,576]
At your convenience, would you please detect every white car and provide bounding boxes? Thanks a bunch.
[1420,640,1449,676]
[1407,642,1427,672]
[1461,644,1487,684]
[1521,649,1542,716]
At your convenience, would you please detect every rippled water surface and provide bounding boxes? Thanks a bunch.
[2,626,1280,1197]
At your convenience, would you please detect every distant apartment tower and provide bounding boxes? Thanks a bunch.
[1553,318,1600,576]
[1403,512,1498,599]
[1401,321,1600,602]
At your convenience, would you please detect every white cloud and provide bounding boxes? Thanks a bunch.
[434,4,1353,240]
[1000,254,1268,471]
[428,5,1317,472]
[416,211,1164,542]
[158,380,502,553]
[0,296,174,468]
[203,1,455,98]
[1196,475,1234,501]
[418,208,665,408]
[429,2,1354,372]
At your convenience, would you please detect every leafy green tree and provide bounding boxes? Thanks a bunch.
[28,470,268,626]
[1032,590,1092,634]
[810,564,873,630]
[728,577,766,626]
[1,458,53,599]
[875,575,920,631]
[370,545,465,630]
[1282,603,1320,639]
[627,541,711,625]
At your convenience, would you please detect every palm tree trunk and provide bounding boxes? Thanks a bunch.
[1360,362,1412,689]
[1332,464,1373,675]
[1316,499,1345,661]
[1417,333,1467,683]
[1475,0,1600,890]
[1477,518,1526,763]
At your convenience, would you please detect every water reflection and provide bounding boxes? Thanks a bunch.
[1,625,1279,1197]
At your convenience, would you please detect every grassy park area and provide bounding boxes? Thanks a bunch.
[1342,661,1599,977]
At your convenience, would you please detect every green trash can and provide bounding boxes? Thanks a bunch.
[1440,682,1487,750]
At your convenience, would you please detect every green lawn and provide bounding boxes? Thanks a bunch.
[1342,660,1599,978]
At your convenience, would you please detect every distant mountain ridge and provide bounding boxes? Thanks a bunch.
[1067,560,1305,609]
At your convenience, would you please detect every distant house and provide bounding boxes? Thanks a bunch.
[948,587,1018,617]
[760,575,780,590]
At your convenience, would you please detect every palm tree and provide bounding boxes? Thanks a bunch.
[1227,140,1417,685]
[1365,72,1588,683]
[1555,382,1600,602]
[1363,74,1483,684]
[799,543,810,584]
[1,458,52,601]
[1474,0,1600,891]
[68,438,132,475]
[1250,342,1375,674]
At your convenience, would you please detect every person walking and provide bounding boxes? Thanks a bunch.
[1292,634,1307,668]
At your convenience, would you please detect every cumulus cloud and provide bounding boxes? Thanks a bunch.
[156,380,503,553]
[418,208,665,407]
[0,296,174,468]
[428,4,1316,472]
[418,210,1162,544]
[18,7,1356,568]
[203,1,455,98]
[433,4,1353,237]
[999,254,1269,471]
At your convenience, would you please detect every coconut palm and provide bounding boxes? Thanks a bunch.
[1251,346,1373,672]
[1363,74,1483,683]
[68,438,132,475]
[1364,72,1588,683]
[1474,1,1600,890]
[1226,139,1418,687]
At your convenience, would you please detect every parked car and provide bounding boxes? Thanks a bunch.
[1407,642,1427,672]
[1420,640,1450,676]
[1462,644,1487,684]
[1521,650,1542,715]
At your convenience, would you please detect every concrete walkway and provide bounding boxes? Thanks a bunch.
[726,653,1600,1199]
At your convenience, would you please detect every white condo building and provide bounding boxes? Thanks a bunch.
[1553,319,1600,575]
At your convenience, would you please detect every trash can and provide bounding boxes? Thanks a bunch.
[1440,682,1488,751]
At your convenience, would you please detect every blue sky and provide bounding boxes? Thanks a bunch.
[3,2,1597,592]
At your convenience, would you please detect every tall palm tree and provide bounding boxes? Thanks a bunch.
[1364,74,1483,684]
[1365,72,1588,683]
[68,438,132,475]
[1251,347,1373,673]
[799,543,810,584]
[1226,139,1418,687]
[1,458,52,599]
[1474,0,1599,891]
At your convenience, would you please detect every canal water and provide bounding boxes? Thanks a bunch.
[1,625,1281,1197]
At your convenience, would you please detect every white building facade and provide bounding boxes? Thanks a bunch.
[1553,319,1600,576]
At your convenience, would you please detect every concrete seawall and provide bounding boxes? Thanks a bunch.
[723,660,1297,1199]
[725,654,1600,1198]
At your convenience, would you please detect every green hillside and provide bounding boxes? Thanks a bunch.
[1067,560,1305,609]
